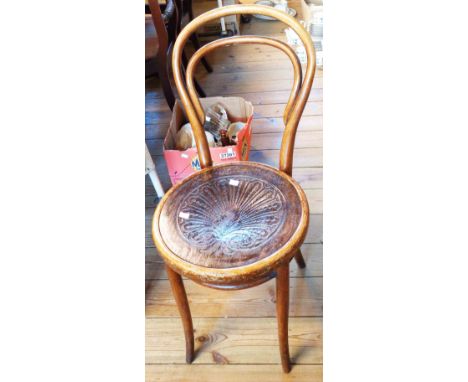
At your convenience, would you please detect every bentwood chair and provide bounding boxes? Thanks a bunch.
[152,5,316,373]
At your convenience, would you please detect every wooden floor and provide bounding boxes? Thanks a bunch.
[145,3,323,380]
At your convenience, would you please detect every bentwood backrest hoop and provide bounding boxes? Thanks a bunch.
[172,4,316,174]
[186,36,302,127]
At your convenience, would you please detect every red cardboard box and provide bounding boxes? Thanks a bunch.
[163,97,253,185]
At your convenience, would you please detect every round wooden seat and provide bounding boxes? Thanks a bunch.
[153,162,309,286]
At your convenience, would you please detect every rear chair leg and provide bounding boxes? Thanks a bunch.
[294,249,306,268]
[276,262,292,373]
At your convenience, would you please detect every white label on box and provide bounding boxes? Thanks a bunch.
[229,179,239,186]
[179,212,190,219]
[219,150,237,160]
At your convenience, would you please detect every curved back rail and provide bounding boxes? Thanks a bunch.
[172,4,316,174]
[186,36,302,127]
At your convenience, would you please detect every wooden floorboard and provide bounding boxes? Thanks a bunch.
[146,277,323,317]
[145,5,323,379]
[146,364,323,382]
[145,130,322,153]
[146,317,323,364]
[144,162,322,193]
[146,115,322,140]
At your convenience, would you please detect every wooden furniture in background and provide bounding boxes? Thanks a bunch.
[145,2,175,108]
[146,0,210,109]
[152,4,316,373]
[180,0,213,73]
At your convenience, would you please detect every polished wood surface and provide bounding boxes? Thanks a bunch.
[158,163,303,269]
[166,265,194,363]
[146,5,322,379]
[276,262,291,372]
[153,162,309,286]
[186,37,304,287]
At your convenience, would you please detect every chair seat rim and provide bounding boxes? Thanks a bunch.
[152,161,310,285]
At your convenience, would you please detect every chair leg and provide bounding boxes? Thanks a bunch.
[155,54,175,110]
[186,0,195,20]
[166,266,194,363]
[276,262,291,373]
[294,249,306,268]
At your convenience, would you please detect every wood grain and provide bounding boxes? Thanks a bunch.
[251,131,322,150]
[144,149,322,194]
[146,364,323,382]
[139,166,322,193]
[145,276,323,317]
[145,317,323,364]
[253,102,322,118]
[146,88,323,106]
[249,147,323,168]
[146,210,322,246]
[146,151,322,178]
[185,36,304,125]
[145,131,322,155]
[147,188,322,213]
[166,265,194,363]
[157,164,304,269]
[276,262,291,372]
[146,244,323,280]
[195,77,323,95]
[145,115,322,141]
[228,89,323,104]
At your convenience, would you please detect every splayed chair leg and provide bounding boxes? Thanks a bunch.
[166,266,194,363]
[276,262,291,373]
[294,249,306,268]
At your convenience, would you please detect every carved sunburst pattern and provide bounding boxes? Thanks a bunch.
[176,175,286,256]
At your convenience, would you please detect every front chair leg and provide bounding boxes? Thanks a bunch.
[166,266,194,363]
[276,262,291,373]
[294,249,306,268]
